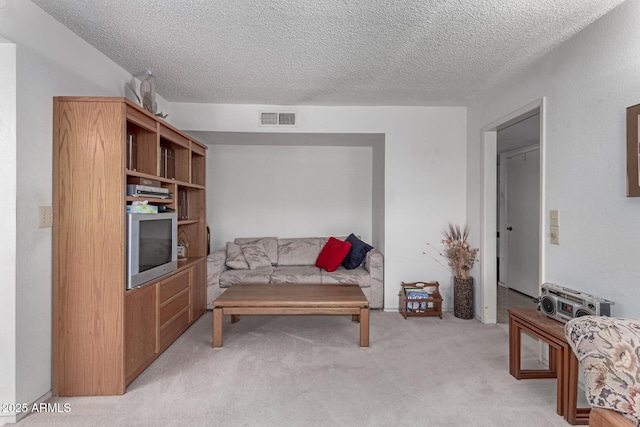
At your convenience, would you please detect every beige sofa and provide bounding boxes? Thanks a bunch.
[206,236,384,309]
[565,316,640,427]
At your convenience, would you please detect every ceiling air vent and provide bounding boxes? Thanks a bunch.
[259,111,297,127]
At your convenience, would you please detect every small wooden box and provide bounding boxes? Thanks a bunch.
[399,281,443,319]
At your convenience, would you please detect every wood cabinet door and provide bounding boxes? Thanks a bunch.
[191,259,207,320]
[125,283,157,382]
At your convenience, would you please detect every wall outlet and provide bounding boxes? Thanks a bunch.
[38,206,53,228]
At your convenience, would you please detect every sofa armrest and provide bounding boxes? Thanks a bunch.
[206,249,228,307]
[364,249,384,308]
[364,249,382,274]
[207,249,227,286]
[565,317,640,427]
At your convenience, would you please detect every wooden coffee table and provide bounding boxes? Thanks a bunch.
[212,284,369,347]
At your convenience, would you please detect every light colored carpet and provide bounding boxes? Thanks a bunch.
[13,311,583,426]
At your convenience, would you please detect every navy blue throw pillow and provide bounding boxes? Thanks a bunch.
[342,234,373,270]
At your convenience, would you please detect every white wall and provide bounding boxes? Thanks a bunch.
[467,0,640,319]
[171,104,467,310]
[0,36,17,426]
[0,0,170,416]
[208,144,373,250]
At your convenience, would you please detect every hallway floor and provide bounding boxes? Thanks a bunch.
[497,285,538,324]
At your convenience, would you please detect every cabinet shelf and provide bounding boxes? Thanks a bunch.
[178,219,200,226]
[126,196,174,204]
[126,170,205,190]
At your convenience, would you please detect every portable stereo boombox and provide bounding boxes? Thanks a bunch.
[540,283,614,323]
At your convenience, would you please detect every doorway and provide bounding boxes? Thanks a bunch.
[497,143,541,321]
[480,99,545,324]
[502,144,540,297]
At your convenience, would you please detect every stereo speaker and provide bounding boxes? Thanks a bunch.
[540,283,613,323]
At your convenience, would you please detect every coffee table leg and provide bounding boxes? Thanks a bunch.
[213,307,223,348]
[352,314,360,322]
[359,307,369,347]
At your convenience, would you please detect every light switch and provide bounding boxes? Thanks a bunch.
[550,226,560,245]
[550,210,559,227]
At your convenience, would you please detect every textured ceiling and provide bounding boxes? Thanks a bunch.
[32,0,625,106]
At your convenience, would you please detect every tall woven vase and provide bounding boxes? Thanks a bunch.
[453,277,474,319]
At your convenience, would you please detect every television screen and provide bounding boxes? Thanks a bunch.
[138,219,173,271]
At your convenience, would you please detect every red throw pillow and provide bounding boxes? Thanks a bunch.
[316,237,352,272]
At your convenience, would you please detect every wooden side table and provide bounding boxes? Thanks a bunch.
[508,308,590,425]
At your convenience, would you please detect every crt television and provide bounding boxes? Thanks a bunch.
[126,212,178,289]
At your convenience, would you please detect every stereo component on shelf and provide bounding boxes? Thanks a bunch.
[126,184,170,199]
[540,282,613,323]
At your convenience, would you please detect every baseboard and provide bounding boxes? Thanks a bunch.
[15,390,52,423]
[0,412,16,426]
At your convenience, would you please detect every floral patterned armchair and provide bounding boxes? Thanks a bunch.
[565,316,640,427]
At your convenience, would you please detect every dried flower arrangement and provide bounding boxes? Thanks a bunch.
[424,223,479,279]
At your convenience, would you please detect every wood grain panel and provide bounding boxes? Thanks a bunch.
[53,99,126,396]
[190,152,206,186]
[128,123,158,176]
[213,284,369,308]
[222,307,361,315]
[190,141,206,156]
[191,259,207,320]
[125,284,157,380]
[159,269,190,303]
[159,289,190,326]
[126,104,156,131]
[159,123,189,148]
[183,188,206,257]
[160,308,190,351]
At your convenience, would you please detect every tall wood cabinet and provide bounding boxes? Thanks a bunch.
[52,97,207,396]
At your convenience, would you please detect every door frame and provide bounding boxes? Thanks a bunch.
[480,98,546,323]
[0,36,18,425]
[500,144,540,296]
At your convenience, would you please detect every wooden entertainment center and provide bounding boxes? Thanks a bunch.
[52,97,207,396]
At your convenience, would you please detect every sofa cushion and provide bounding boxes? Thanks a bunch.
[225,242,249,269]
[316,237,352,272]
[219,268,273,288]
[565,316,640,426]
[277,238,321,266]
[270,266,322,284]
[234,237,278,265]
[342,234,374,270]
[321,266,371,288]
[241,242,271,270]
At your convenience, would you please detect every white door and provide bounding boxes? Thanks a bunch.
[505,147,540,298]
